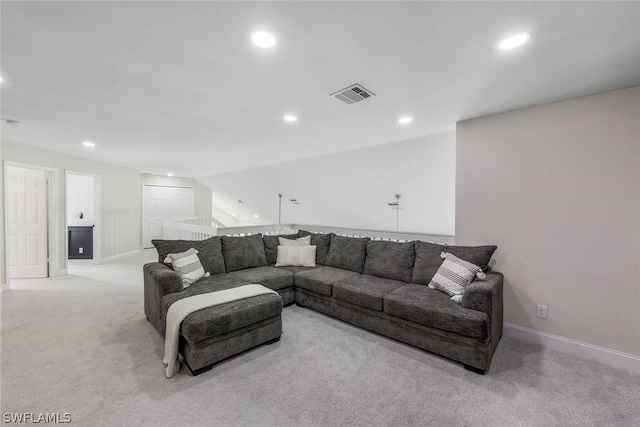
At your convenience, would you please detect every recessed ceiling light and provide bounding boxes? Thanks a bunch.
[254,214,259,218]
[398,117,413,124]
[0,75,4,83]
[82,141,95,147]
[167,173,173,177]
[499,33,530,50]
[283,115,297,122]
[252,31,276,48]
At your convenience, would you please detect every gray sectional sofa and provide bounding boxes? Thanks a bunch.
[144,230,503,375]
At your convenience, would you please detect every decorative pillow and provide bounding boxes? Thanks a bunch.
[220,234,268,272]
[152,236,225,275]
[263,233,299,265]
[275,246,317,267]
[279,235,311,246]
[364,240,415,283]
[429,253,485,303]
[297,230,333,265]
[412,241,497,285]
[164,248,210,288]
[325,235,370,273]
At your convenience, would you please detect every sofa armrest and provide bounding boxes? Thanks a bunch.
[462,271,503,354]
[143,262,182,335]
[461,272,502,316]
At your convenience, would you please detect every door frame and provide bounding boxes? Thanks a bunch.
[3,161,60,291]
[65,171,102,265]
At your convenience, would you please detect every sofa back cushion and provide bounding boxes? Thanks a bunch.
[152,236,225,274]
[263,233,299,265]
[298,230,333,265]
[412,241,497,285]
[364,240,415,282]
[221,234,268,272]
[325,235,370,273]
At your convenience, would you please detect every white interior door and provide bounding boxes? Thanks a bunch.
[142,185,194,248]
[7,167,48,278]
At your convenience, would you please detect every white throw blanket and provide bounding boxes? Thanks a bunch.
[162,284,278,378]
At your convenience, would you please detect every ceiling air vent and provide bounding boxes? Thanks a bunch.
[330,84,375,105]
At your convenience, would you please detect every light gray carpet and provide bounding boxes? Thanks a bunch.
[1,250,639,426]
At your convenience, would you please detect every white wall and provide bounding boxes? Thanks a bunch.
[456,86,640,356]
[2,140,142,271]
[199,131,456,235]
[67,173,95,227]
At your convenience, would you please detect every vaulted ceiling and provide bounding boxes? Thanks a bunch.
[2,1,639,177]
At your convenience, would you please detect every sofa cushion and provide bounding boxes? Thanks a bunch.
[411,241,443,285]
[384,284,489,340]
[297,230,332,265]
[221,234,268,272]
[228,266,294,291]
[325,235,370,273]
[294,266,360,297]
[412,241,497,285]
[180,292,282,344]
[152,236,226,275]
[164,248,208,288]
[333,275,406,312]
[364,240,415,283]
[275,265,316,274]
[160,274,249,320]
[275,246,316,267]
[263,234,298,265]
[446,244,497,271]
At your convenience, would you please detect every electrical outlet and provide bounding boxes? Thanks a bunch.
[79,247,83,254]
[536,304,548,319]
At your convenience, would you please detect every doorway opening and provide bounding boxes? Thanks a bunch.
[65,171,101,265]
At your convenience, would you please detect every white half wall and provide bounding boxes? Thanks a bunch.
[456,86,640,356]
[198,131,456,235]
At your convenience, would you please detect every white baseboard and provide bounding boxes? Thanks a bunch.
[100,249,141,264]
[67,259,96,266]
[504,323,640,374]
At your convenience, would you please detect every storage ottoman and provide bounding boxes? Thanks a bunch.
[177,291,283,375]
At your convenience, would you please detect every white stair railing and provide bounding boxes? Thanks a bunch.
[161,218,454,244]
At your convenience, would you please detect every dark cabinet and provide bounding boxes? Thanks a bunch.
[68,226,93,259]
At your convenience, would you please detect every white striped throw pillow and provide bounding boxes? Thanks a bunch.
[429,252,485,303]
[164,248,209,288]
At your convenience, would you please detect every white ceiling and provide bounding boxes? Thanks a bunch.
[2,1,639,178]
